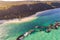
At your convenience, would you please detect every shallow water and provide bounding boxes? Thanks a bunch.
[24,27,60,40]
[0,8,60,40]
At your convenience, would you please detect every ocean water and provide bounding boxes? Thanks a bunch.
[0,8,60,40]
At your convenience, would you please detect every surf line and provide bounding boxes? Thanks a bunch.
[16,21,60,40]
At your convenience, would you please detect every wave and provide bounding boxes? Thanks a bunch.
[0,8,60,40]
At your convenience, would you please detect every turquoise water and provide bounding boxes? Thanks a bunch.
[0,8,60,40]
[24,28,60,40]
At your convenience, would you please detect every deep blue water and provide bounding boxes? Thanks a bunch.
[0,8,60,40]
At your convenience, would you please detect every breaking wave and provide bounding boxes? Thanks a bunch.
[0,8,60,40]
